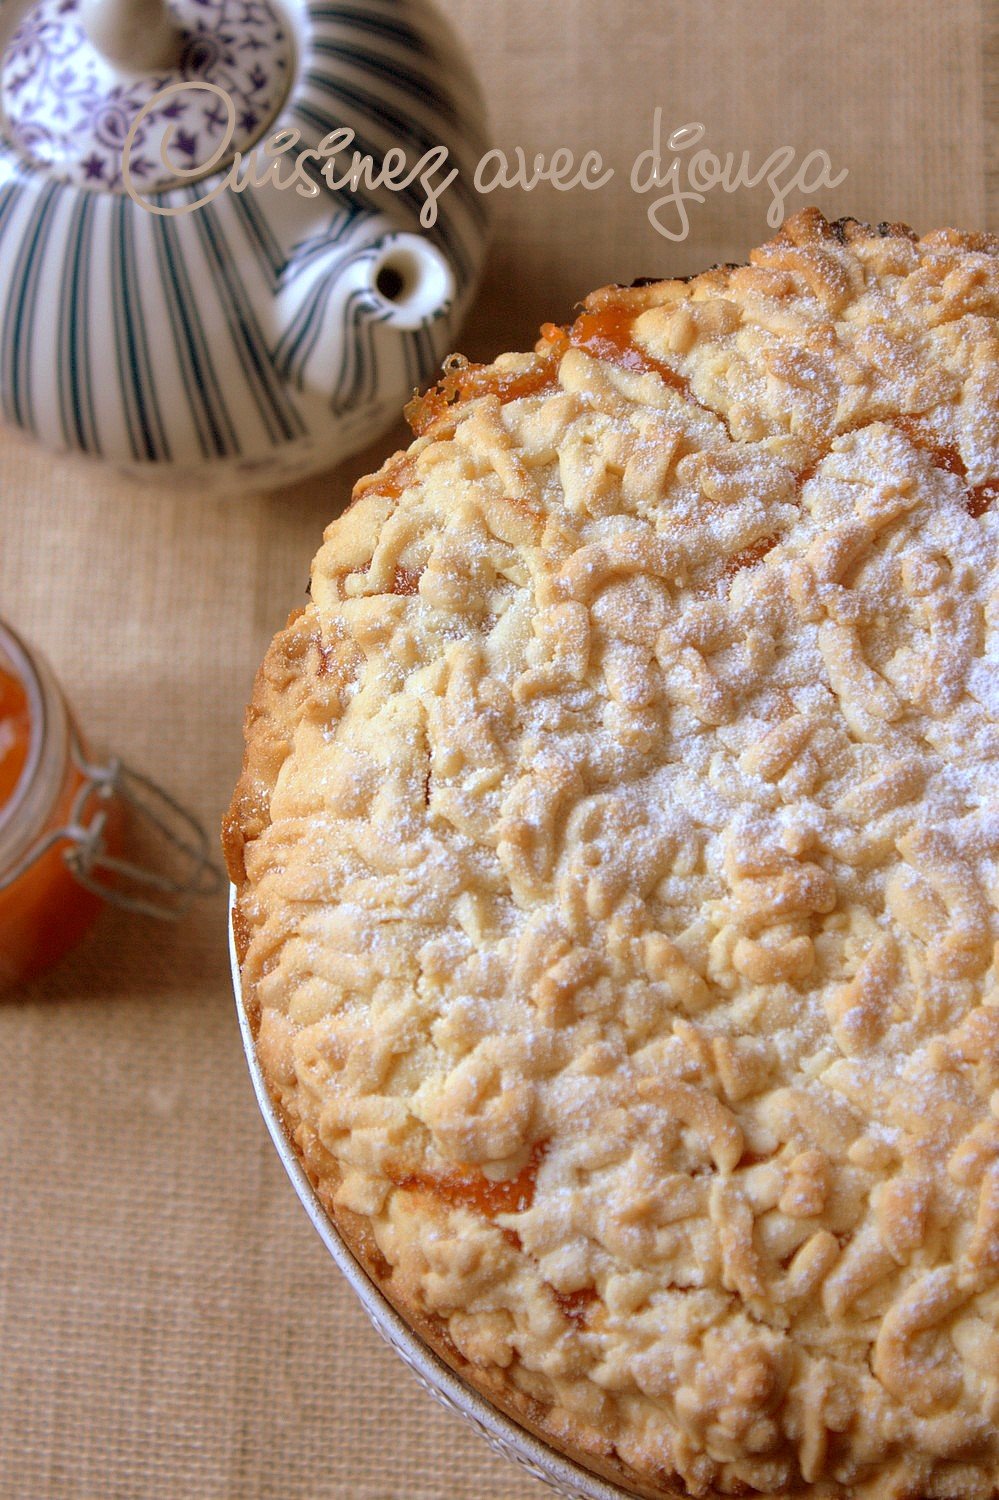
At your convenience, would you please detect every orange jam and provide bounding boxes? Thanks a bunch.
[393,1140,546,1219]
[404,347,563,435]
[543,305,690,393]
[551,1285,598,1323]
[967,481,997,519]
[404,302,690,438]
[884,419,996,518]
[0,666,30,807]
[721,533,781,582]
[0,654,116,991]
[389,564,423,596]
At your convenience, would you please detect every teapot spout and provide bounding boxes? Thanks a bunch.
[364,234,456,330]
[273,227,456,403]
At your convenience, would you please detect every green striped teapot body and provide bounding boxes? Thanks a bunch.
[0,0,488,492]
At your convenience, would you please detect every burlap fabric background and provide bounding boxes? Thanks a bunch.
[1,3,995,1496]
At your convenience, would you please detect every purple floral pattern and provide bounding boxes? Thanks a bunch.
[1,0,292,191]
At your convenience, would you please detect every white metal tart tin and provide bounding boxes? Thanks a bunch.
[228,890,636,1500]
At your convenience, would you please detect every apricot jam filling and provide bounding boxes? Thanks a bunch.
[405,303,690,438]
[966,480,997,519]
[358,454,417,502]
[542,305,690,393]
[721,533,781,582]
[392,1140,546,1219]
[551,1286,598,1323]
[405,349,564,436]
[800,418,996,516]
[0,665,30,809]
[389,564,423,596]
[389,1145,599,1321]
[892,420,995,518]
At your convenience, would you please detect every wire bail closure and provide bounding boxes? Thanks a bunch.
[0,728,223,919]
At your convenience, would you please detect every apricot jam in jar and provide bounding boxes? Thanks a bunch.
[0,621,222,992]
[0,621,124,988]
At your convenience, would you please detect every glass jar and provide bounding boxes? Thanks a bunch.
[0,621,119,987]
[0,619,220,991]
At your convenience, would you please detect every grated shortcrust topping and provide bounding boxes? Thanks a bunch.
[225,210,999,1500]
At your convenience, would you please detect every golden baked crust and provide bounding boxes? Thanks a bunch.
[225,209,999,1499]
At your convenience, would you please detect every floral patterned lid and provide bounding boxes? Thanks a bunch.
[0,0,294,192]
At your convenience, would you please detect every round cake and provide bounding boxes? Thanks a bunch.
[224,209,999,1499]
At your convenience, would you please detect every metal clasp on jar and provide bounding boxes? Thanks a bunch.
[0,724,222,919]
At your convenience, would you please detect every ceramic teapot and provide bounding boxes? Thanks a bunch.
[0,0,489,492]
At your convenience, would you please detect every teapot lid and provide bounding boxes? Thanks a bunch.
[0,0,294,192]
